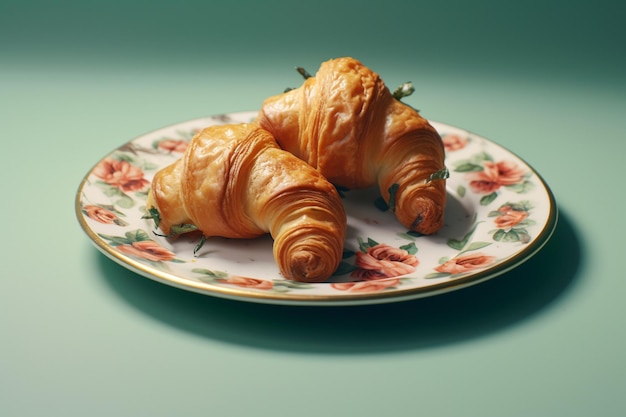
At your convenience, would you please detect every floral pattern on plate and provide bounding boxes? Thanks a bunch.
[76,111,557,305]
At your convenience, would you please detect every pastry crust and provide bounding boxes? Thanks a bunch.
[256,57,447,235]
[147,123,347,282]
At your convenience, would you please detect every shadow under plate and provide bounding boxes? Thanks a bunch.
[97,208,582,354]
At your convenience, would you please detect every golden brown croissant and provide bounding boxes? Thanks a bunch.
[146,123,347,282]
[255,57,447,235]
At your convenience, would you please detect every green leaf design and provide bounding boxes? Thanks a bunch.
[398,230,424,241]
[489,200,535,218]
[142,161,160,171]
[113,217,129,227]
[457,185,466,197]
[505,181,535,194]
[98,229,152,246]
[125,229,152,242]
[358,237,380,252]
[169,259,186,264]
[454,162,483,172]
[519,219,537,228]
[116,193,135,209]
[271,285,291,293]
[476,151,494,162]
[96,203,123,216]
[98,233,132,246]
[424,272,451,280]
[192,268,228,282]
[399,242,418,255]
[98,182,122,197]
[464,241,492,252]
[115,153,135,163]
[447,222,479,250]
[406,230,424,238]
[493,229,531,243]
[135,189,149,198]
[492,229,506,241]
[95,183,135,208]
[275,280,314,290]
[480,192,498,206]
[454,152,494,172]
[333,261,358,276]
[518,230,532,244]
[508,200,533,211]
[447,240,465,251]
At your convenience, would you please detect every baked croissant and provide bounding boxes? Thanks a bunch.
[146,123,347,282]
[255,57,447,235]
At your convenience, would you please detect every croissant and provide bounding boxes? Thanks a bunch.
[146,123,347,283]
[255,57,447,235]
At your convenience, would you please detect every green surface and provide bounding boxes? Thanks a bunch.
[2,1,625,416]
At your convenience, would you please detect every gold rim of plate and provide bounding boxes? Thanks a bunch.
[75,112,558,306]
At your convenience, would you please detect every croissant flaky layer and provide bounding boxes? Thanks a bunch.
[146,123,347,283]
[256,57,447,235]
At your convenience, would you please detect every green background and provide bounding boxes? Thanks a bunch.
[2,1,625,416]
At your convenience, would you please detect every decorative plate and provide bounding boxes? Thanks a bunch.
[76,111,557,306]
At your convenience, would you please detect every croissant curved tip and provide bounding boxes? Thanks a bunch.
[396,188,446,235]
[284,250,337,283]
[274,230,344,283]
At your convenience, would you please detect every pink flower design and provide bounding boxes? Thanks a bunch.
[466,160,526,194]
[435,253,496,275]
[116,240,176,262]
[93,158,149,192]
[218,276,273,290]
[351,244,418,280]
[331,277,401,293]
[494,205,529,230]
[158,139,188,153]
[442,134,468,152]
[83,205,117,224]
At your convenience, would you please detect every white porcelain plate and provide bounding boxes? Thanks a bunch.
[76,111,557,306]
